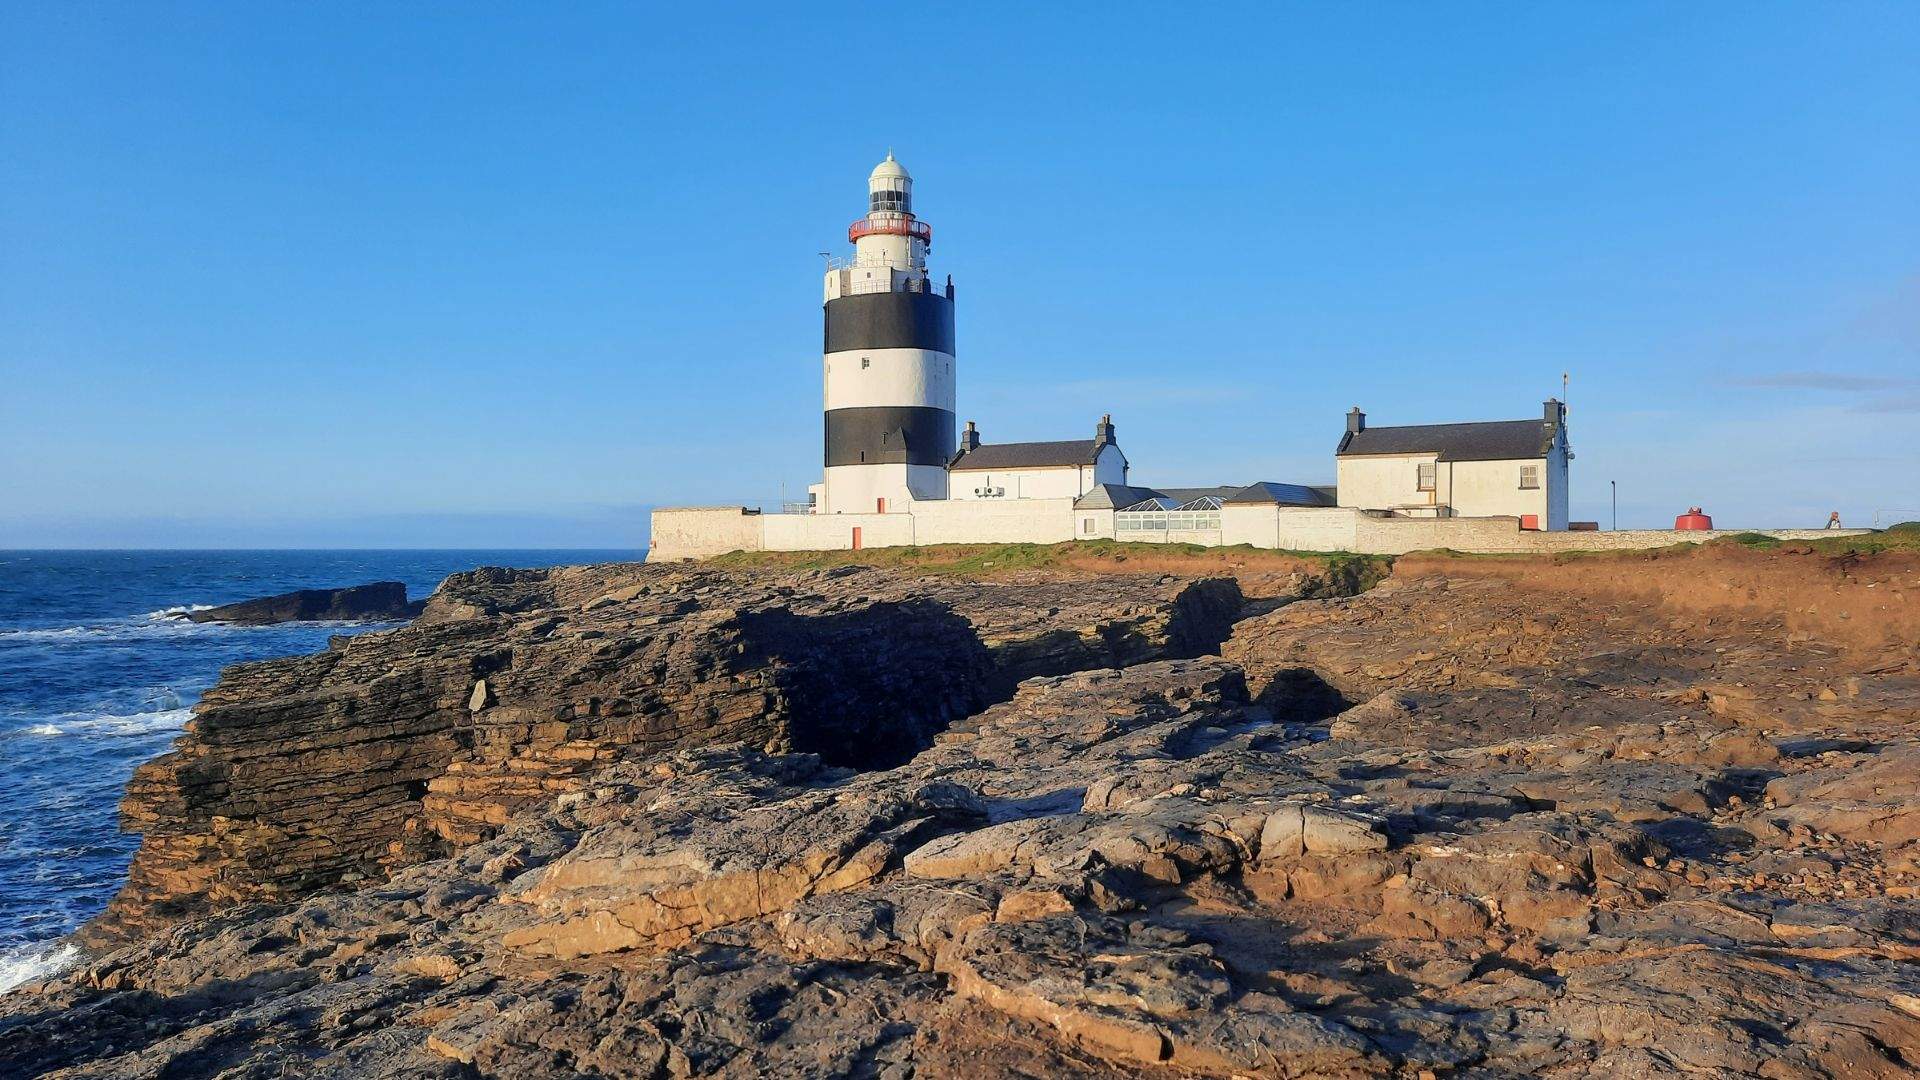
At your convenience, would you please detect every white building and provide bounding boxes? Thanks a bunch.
[650,160,1861,559]
[1334,400,1571,530]
[948,415,1129,500]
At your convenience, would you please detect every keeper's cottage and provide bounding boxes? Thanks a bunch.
[1335,400,1571,530]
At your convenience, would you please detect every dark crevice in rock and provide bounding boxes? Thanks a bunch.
[1248,666,1355,725]
[742,601,994,772]
[1160,578,1247,659]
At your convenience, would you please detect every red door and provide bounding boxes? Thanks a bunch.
[851,527,863,550]
[876,497,887,514]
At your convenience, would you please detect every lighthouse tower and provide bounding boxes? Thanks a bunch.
[816,153,955,514]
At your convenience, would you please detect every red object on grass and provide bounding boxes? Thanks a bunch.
[1675,507,1713,530]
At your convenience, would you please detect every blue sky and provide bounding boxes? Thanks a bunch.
[3,3,1916,547]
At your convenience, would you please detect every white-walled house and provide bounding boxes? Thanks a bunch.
[947,415,1129,501]
[1335,399,1571,530]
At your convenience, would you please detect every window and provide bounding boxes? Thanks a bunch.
[1082,518,1095,534]
[861,357,870,369]
[1416,462,1436,491]
[1520,464,1540,489]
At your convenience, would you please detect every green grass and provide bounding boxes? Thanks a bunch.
[1793,526,1920,556]
[705,527,1920,581]
[1718,532,1785,548]
[707,540,1386,579]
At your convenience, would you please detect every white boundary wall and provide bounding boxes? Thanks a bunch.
[649,503,1873,561]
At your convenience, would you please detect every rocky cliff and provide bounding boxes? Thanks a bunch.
[9,545,1920,1078]
[92,563,1245,942]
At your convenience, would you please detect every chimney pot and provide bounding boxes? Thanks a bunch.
[1347,407,1366,434]
[1095,413,1116,446]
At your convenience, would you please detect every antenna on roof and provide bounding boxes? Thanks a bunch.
[1562,371,1569,407]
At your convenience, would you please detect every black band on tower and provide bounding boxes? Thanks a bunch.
[824,292,955,355]
[824,406,955,468]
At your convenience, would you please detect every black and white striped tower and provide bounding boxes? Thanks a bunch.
[817,153,955,514]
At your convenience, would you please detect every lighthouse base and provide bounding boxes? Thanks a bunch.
[820,463,948,516]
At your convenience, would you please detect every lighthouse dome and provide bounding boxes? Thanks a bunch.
[869,152,910,182]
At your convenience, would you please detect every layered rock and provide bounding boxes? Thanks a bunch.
[12,643,1919,1078]
[93,563,1246,942]
[12,551,1920,1078]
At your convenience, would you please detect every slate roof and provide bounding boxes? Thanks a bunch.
[1223,482,1338,507]
[1074,481,1336,510]
[1072,483,1165,510]
[1155,486,1244,504]
[950,439,1106,471]
[1336,419,1555,462]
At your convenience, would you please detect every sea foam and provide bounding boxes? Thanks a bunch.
[0,940,79,994]
[13,708,192,740]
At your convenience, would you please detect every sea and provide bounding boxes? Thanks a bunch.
[0,549,636,993]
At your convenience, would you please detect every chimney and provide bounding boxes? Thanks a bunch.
[960,420,980,452]
[1347,406,1366,434]
[1545,398,1564,426]
[1094,412,1116,446]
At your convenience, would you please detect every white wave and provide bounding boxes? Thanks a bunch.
[0,618,230,642]
[61,708,193,736]
[145,604,216,620]
[0,940,79,994]
[144,688,184,711]
[1,606,403,642]
[14,708,192,739]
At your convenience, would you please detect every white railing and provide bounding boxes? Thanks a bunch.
[826,251,910,272]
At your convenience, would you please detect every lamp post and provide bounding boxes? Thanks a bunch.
[1611,480,1617,531]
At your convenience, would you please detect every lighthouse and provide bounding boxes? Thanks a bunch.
[815,153,955,514]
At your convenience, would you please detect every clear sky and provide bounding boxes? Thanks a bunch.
[3,3,1917,547]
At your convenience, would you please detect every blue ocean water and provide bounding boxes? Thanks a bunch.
[0,549,634,991]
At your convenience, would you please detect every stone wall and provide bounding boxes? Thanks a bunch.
[648,506,769,561]
[1267,507,1365,552]
[651,503,1875,561]
[1353,513,1529,554]
[652,499,1079,560]
[763,511,912,552]
[908,497,1078,545]
[1518,527,1869,552]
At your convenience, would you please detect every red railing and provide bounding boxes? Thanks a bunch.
[848,216,932,244]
